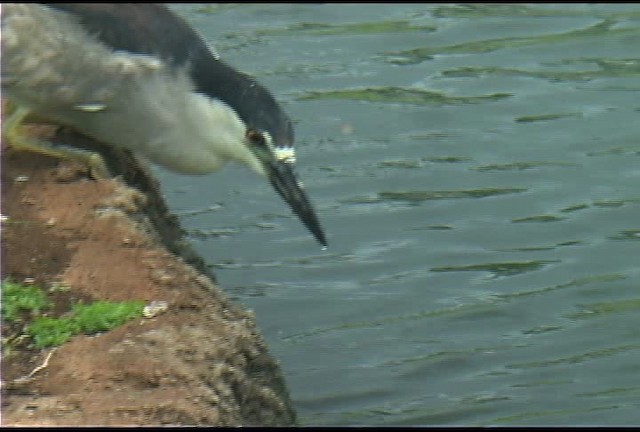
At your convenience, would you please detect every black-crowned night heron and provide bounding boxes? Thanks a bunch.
[1,3,327,246]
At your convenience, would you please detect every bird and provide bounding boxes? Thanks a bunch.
[1,3,327,247]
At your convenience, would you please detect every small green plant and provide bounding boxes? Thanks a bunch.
[26,315,79,348]
[2,279,145,349]
[1,280,50,321]
[71,300,145,333]
[27,300,145,348]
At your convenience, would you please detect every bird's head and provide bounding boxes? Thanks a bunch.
[206,68,327,247]
[243,126,326,247]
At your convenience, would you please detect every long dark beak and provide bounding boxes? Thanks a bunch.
[266,160,327,247]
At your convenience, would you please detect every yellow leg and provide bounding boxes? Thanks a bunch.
[2,105,111,179]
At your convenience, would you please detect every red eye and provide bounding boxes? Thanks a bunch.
[247,129,267,147]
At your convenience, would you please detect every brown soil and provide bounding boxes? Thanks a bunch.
[0,119,297,426]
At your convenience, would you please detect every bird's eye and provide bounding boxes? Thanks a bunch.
[247,129,267,147]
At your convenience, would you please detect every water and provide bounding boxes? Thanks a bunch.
[160,4,640,425]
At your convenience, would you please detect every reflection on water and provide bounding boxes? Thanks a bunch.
[161,4,640,425]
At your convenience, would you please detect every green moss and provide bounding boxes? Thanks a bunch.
[431,4,586,19]
[27,316,79,348]
[441,59,640,84]
[430,260,557,277]
[560,203,590,213]
[2,280,144,349]
[512,214,565,223]
[568,298,640,319]
[71,300,145,334]
[339,187,527,205]
[475,161,578,171]
[297,86,512,105]
[609,230,640,241]
[383,19,639,65]
[256,20,436,36]
[26,300,145,348]
[378,187,527,203]
[1,280,50,322]
[515,113,582,123]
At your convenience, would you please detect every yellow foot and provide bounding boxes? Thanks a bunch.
[2,106,111,179]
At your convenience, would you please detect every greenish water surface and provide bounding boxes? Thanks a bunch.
[160,4,640,425]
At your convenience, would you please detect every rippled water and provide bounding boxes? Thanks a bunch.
[161,4,640,425]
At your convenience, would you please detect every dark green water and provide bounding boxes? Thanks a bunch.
[161,4,640,425]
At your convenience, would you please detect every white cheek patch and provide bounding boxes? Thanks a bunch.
[274,146,296,164]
